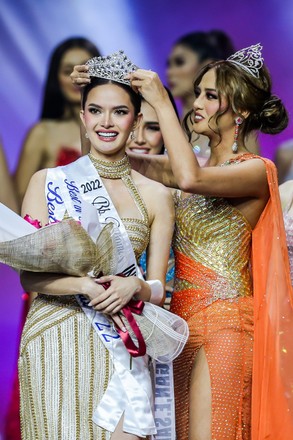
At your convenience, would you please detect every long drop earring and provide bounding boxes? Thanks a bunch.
[232,117,243,153]
[85,132,89,139]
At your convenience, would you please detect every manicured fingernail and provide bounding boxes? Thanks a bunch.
[121,326,127,332]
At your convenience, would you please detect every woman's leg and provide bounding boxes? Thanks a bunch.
[188,301,253,440]
[111,415,143,440]
[189,346,212,440]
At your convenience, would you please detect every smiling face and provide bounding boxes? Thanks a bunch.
[191,68,235,141]
[126,100,164,155]
[167,44,201,99]
[80,83,137,160]
[58,47,93,104]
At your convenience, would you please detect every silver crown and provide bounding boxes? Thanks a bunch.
[85,50,138,86]
[227,43,264,78]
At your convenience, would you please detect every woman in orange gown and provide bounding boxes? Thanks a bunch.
[126,44,293,439]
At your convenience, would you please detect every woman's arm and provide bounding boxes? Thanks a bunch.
[130,70,269,200]
[144,182,175,303]
[90,181,175,312]
[128,152,178,188]
[21,169,107,300]
[20,271,106,299]
[15,122,47,204]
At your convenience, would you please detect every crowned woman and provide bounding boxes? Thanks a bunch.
[14,51,177,440]
[126,43,293,440]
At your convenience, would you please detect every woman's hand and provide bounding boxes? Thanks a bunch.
[128,69,169,108]
[89,275,141,314]
[79,276,127,331]
[79,276,106,300]
[70,64,91,86]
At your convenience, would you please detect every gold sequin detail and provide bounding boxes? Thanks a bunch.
[88,152,131,179]
[89,152,150,260]
[171,188,254,440]
[19,179,150,439]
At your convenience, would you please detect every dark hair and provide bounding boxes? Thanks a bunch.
[183,60,289,142]
[174,29,235,63]
[41,37,101,119]
[205,30,235,59]
[81,77,141,115]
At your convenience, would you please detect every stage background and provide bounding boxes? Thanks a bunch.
[1,0,292,435]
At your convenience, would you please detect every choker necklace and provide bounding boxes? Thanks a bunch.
[88,153,131,179]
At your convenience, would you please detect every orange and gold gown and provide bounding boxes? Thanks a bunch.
[170,154,293,440]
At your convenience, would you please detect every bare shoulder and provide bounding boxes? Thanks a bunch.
[26,168,48,193]
[131,170,174,223]
[238,156,269,193]
[226,156,268,185]
[238,156,267,169]
[22,121,49,152]
[27,120,49,137]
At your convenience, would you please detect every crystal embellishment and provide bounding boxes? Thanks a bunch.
[86,50,138,86]
[227,43,264,78]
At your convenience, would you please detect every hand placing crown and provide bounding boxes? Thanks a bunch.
[86,50,138,86]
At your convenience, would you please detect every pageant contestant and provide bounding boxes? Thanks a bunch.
[5,38,101,440]
[125,44,292,439]
[17,52,175,439]
[15,37,101,205]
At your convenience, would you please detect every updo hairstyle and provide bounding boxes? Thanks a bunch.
[183,60,288,142]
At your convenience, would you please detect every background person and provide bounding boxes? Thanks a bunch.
[14,37,101,205]
[166,30,260,161]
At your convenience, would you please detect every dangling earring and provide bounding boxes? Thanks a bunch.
[130,131,135,140]
[85,132,89,139]
[232,116,243,153]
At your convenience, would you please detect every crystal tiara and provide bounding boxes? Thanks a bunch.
[227,43,264,78]
[85,50,138,86]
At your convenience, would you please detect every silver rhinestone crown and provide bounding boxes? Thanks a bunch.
[227,43,264,78]
[86,50,138,86]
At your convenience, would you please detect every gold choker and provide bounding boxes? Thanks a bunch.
[88,153,131,179]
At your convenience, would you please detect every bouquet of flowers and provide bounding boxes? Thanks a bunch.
[0,202,188,362]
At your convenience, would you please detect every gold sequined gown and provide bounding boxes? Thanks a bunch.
[18,194,150,439]
[170,191,254,440]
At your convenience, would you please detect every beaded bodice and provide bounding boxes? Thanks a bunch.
[173,191,253,306]
[88,153,150,260]
[40,155,150,307]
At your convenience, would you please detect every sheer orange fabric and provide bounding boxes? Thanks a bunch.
[170,163,254,438]
[171,153,293,439]
[251,157,293,439]
[171,251,253,440]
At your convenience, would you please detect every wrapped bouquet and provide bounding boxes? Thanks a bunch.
[0,202,188,362]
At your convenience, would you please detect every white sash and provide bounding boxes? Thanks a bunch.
[45,156,156,437]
